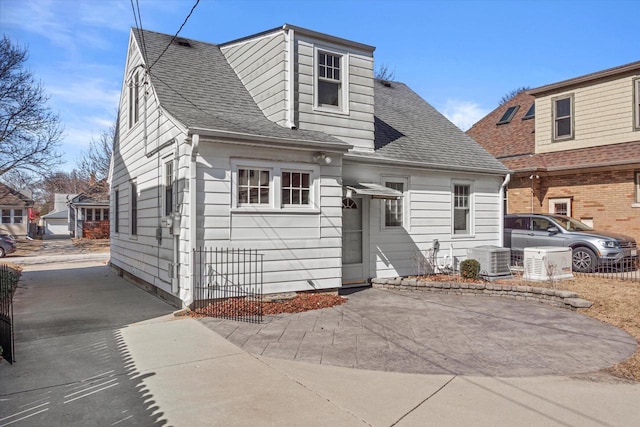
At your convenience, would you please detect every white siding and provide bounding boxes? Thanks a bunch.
[195,141,343,294]
[221,32,288,126]
[343,161,503,279]
[111,33,190,300]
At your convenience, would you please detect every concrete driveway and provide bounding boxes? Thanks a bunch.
[2,259,639,426]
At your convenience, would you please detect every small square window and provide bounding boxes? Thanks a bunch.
[238,168,270,205]
[497,105,519,125]
[282,171,311,206]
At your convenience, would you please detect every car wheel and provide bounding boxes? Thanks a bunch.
[572,247,597,273]
[0,247,5,258]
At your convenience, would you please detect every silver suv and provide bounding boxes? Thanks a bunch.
[504,214,638,273]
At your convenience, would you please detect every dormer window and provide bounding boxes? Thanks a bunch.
[315,49,349,113]
[497,105,519,125]
[553,94,574,140]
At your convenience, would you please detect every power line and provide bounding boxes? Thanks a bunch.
[149,0,200,71]
[134,0,150,66]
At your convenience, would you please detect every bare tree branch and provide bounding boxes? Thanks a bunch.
[498,86,530,106]
[77,122,114,182]
[0,35,63,177]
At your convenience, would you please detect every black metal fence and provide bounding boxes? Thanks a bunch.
[193,247,264,323]
[510,251,640,281]
[1,264,17,364]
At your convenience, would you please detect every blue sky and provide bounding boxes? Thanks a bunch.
[1,0,638,172]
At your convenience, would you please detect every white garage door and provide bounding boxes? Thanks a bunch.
[45,220,68,236]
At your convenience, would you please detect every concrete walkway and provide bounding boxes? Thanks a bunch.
[201,287,637,377]
[1,260,639,426]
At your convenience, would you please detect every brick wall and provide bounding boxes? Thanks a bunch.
[507,169,640,243]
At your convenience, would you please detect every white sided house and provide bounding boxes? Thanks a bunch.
[110,25,509,307]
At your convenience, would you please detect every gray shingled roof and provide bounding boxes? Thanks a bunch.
[132,29,506,174]
[364,80,508,173]
[41,209,68,219]
[133,29,345,145]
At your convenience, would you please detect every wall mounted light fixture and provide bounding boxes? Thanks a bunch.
[313,152,332,165]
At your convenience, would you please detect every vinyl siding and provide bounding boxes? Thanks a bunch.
[221,32,288,126]
[110,33,189,297]
[535,72,640,153]
[343,161,503,279]
[195,141,343,294]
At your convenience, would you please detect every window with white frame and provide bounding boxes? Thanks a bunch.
[316,49,349,112]
[453,184,471,235]
[635,171,640,204]
[384,182,404,227]
[282,171,310,206]
[130,181,138,236]
[165,160,174,216]
[553,94,574,140]
[634,78,640,130]
[1,209,10,224]
[114,189,120,233]
[1,208,23,224]
[549,197,572,216]
[128,70,140,129]
[233,161,318,210]
[13,209,23,224]
[238,168,271,206]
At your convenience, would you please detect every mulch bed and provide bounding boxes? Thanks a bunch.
[190,293,347,318]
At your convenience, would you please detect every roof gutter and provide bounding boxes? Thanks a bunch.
[187,127,352,152]
[344,153,509,176]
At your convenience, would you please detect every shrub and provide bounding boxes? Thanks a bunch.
[460,259,481,279]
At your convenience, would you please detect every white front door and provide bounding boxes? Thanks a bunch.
[342,197,368,284]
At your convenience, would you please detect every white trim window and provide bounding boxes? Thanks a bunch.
[315,48,349,113]
[128,70,140,129]
[553,94,574,140]
[130,181,138,236]
[453,183,472,235]
[634,171,640,205]
[114,188,120,233]
[238,168,271,206]
[1,208,23,224]
[282,171,311,206]
[232,160,319,211]
[549,197,572,216]
[634,78,640,131]
[164,160,174,216]
[382,179,406,228]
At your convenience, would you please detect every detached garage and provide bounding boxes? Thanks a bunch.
[41,210,69,237]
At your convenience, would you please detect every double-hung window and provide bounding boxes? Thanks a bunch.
[238,168,271,206]
[114,189,120,233]
[317,51,341,108]
[165,161,174,216]
[1,209,10,224]
[130,181,138,236]
[384,182,404,227]
[635,171,640,205]
[453,183,471,235]
[553,94,574,140]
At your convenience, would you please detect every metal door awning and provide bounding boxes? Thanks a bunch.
[344,183,403,200]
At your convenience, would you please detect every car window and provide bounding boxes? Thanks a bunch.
[505,217,530,230]
[532,218,552,231]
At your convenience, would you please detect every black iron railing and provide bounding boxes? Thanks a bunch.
[193,247,263,323]
[1,263,16,363]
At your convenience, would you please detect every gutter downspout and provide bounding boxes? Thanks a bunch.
[172,137,180,294]
[499,173,511,247]
[184,133,199,307]
[285,26,296,129]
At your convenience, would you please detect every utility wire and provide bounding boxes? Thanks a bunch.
[148,0,200,71]
[134,0,150,66]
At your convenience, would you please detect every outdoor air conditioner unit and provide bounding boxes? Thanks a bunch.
[523,247,573,281]
[466,245,512,279]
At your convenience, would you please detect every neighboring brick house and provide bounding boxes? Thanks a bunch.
[467,61,640,243]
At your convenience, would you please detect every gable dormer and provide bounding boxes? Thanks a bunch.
[221,25,376,152]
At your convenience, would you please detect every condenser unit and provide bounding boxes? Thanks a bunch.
[523,247,573,281]
[466,246,512,279]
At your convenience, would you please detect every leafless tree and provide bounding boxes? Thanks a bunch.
[0,35,63,177]
[498,86,530,106]
[77,122,115,182]
[375,64,396,82]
